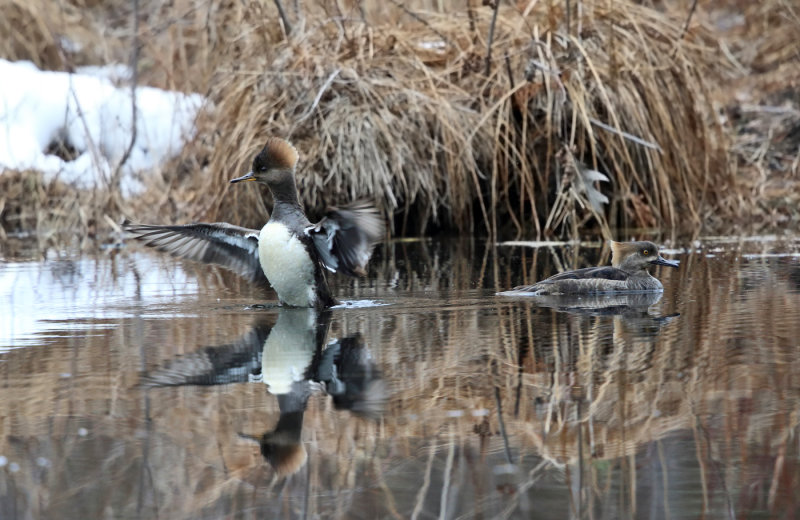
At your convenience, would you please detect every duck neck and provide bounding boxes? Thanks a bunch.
[267,169,305,222]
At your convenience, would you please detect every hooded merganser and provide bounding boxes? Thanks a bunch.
[497,240,679,295]
[124,137,384,310]
[141,308,386,476]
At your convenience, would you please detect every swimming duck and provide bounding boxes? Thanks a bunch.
[124,137,384,310]
[498,240,679,295]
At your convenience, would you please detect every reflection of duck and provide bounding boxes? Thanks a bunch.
[124,137,384,310]
[498,241,680,295]
[532,291,664,316]
[530,291,680,331]
[140,308,386,476]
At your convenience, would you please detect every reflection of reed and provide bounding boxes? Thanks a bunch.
[1,241,799,517]
[372,244,800,517]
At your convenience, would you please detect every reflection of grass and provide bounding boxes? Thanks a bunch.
[1,1,798,240]
[1,240,800,516]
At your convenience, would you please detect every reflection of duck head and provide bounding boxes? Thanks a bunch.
[240,382,310,477]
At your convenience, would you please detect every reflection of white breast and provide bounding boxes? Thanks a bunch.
[259,221,316,307]
[261,309,318,395]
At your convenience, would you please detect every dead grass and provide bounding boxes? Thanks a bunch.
[0,0,797,240]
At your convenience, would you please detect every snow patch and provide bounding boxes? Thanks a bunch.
[0,59,204,195]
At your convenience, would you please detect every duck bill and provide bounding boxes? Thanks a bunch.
[651,256,680,268]
[230,171,256,184]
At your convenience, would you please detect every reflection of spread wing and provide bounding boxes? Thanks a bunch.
[316,334,387,420]
[140,321,272,387]
[124,221,267,284]
[307,201,384,277]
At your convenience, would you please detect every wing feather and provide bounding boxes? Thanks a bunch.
[307,201,384,277]
[124,221,267,284]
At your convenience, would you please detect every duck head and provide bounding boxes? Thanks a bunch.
[611,240,680,273]
[229,137,299,188]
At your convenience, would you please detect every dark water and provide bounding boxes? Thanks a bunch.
[1,236,799,519]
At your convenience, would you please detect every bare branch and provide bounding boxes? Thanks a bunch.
[114,0,140,186]
[485,0,501,75]
[679,0,699,40]
[274,0,293,36]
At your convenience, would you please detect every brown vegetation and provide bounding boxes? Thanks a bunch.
[0,0,797,241]
[1,239,799,517]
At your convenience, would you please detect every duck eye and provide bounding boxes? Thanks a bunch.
[642,249,649,256]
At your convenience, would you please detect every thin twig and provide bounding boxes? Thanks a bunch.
[589,118,662,152]
[467,0,477,36]
[296,69,341,124]
[678,0,699,40]
[274,0,293,36]
[504,52,515,89]
[388,0,449,44]
[485,0,501,75]
[114,0,140,186]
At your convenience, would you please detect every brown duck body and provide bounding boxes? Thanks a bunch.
[498,241,680,296]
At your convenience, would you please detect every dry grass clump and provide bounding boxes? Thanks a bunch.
[0,0,797,239]
[184,0,736,239]
[0,170,116,247]
[693,0,800,229]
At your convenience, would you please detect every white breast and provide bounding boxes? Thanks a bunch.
[259,221,316,307]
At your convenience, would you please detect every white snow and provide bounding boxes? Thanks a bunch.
[0,59,204,195]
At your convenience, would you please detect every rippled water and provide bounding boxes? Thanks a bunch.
[1,236,799,519]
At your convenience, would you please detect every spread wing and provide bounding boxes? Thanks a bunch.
[124,221,267,285]
[306,201,385,277]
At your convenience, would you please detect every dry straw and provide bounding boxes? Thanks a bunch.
[196,0,735,239]
[0,0,796,241]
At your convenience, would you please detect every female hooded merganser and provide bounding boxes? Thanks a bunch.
[124,137,384,310]
[498,240,679,295]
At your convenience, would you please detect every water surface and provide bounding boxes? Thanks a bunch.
[1,236,799,519]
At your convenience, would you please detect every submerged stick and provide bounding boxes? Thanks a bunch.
[495,386,514,464]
